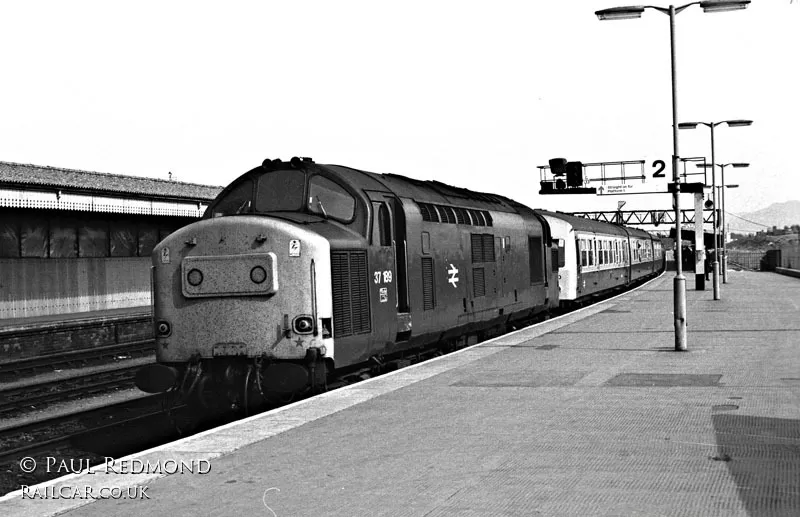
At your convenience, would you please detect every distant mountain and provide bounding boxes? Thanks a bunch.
[728,201,800,234]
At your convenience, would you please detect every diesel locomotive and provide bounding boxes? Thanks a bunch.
[135,157,663,410]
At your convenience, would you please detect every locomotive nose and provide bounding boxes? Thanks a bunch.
[135,364,179,393]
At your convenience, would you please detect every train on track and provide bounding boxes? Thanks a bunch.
[135,157,665,411]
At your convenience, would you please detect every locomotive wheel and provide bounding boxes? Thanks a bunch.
[187,375,228,415]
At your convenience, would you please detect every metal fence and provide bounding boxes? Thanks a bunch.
[781,244,800,269]
[726,250,763,271]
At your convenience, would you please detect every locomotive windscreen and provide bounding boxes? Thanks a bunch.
[208,170,305,217]
[207,169,356,224]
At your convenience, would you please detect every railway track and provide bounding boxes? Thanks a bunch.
[0,394,171,463]
[0,364,149,417]
[0,340,155,382]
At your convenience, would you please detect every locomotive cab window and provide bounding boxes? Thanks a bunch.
[210,178,254,217]
[308,175,355,222]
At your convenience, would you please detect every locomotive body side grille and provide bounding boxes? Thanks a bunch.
[473,267,486,297]
[331,250,371,337]
[471,234,484,263]
[482,234,495,262]
[422,257,435,310]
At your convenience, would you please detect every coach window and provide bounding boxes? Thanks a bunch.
[308,175,355,222]
[372,202,392,246]
[579,239,587,267]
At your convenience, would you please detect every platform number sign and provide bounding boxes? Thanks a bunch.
[289,239,301,257]
[652,160,666,178]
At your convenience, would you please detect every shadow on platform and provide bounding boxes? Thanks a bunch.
[712,413,800,516]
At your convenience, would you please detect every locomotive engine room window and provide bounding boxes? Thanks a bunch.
[371,202,392,246]
[308,175,355,222]
[421,231,431,254]
[528,236,544,284]
[257,170,305,213]
[210,178,254,217]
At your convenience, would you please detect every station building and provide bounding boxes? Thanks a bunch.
[0,161,221,321]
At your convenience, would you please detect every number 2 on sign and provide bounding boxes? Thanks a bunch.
[652,160,666,178]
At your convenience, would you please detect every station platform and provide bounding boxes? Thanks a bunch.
[2,270,798,516]
[0,307,151,332]
[0,307,152,365]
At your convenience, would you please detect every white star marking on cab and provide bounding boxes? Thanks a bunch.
[448,263,459,287]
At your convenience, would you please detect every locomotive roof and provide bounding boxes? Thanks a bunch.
[323,164,520,214]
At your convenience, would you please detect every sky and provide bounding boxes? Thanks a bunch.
[1,1,797,233]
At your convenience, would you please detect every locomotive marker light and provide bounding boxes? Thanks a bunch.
[187,268,203,286]
[250,265,267,284]
[694,161,750,284]
[596,0,751,351]
[681,121,752,299]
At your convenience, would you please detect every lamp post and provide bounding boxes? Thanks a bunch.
[697,162,750,282]
[679,120,751,299]
[699,162,749,283]
[595,0,750,351]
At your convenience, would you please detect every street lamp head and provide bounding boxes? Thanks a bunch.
[731,163,750,168]
[595,6,646,20]
[726,184,740,188]
[678,122,701,129]
[724,119,753,127]
[700,1,751,13]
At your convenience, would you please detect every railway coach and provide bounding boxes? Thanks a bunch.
[538,210,664,307]
[135,157,561,410]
